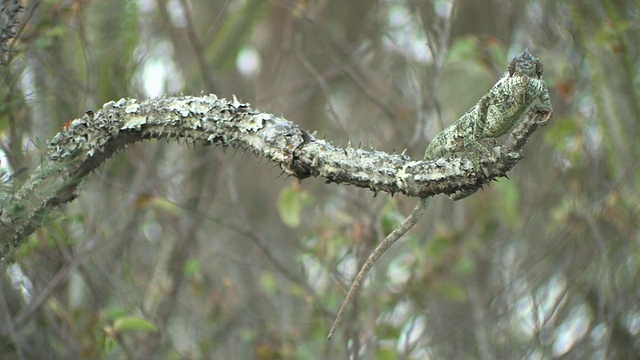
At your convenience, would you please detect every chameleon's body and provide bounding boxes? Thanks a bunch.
[424,49,552,162]
[328,50,553,339]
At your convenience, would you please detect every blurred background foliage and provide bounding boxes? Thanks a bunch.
[0,0,639,359]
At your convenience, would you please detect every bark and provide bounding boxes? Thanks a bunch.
[0,94,547,257]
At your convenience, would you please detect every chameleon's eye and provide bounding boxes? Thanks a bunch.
[535,59,543,78]
[508,58,516,76]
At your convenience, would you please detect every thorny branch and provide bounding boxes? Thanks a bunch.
[0,94,548,257]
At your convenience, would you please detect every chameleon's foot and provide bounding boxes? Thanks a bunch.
[533,104,553,126]
[448,188,478,201]
[463,139,495,175]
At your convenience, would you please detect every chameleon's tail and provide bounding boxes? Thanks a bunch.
[327,197,431,340]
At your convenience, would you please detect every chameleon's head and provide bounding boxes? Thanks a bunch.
[508,49,543,79]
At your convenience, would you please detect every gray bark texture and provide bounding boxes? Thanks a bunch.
[0,94,547,257]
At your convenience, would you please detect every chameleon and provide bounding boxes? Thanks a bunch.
[327,49,553,339]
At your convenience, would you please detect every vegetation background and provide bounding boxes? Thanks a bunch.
[1,0,638,359]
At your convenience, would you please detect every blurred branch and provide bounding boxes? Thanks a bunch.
[0,94,548,257]
[0,0,23,64]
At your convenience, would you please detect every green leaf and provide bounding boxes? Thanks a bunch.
[277,185,313,228]
[104,336,117,353]
[447,37,480,62]
[543,116,583,163]
[454,255,475,275]
[260,272,279,294]
[134,195,181,215]
[184,258,201,277]
[105,307,127,320]
[440,282,468,302]
[113,317,158,333]
[376,323,402,340]
[426,236,451,259]
[380,200,403,235]
[376,348,400,360]
[493,180,521,227]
